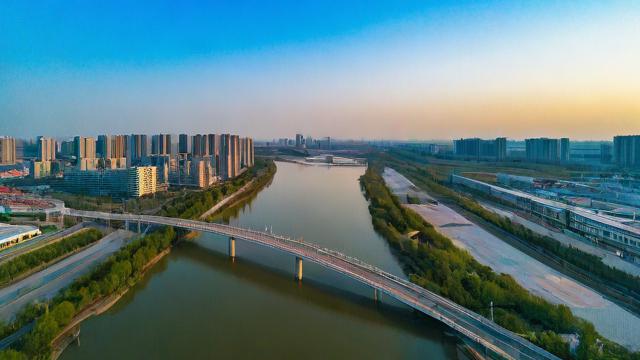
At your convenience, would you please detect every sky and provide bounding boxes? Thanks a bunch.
[1,0,639,140]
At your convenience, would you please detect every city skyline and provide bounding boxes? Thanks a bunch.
[2,1,639,140]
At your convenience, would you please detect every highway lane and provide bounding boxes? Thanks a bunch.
[0,223,98,264]
[0,230,136,321]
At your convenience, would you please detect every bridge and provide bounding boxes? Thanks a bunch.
[63,208,558,360]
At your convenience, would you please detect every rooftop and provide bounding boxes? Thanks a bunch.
[0,223,40,245]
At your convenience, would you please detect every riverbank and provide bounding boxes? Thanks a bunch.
[360,163,637,359]
[0,161,278,359]
[199,179,257,219]
[159,158,275,220]
[57,161,452,360]
[0,227,177,359]
[51,247,171,359]
[52,161,275,357]
[383,167,640,351]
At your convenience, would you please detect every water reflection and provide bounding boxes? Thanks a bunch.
[61,162,460,360]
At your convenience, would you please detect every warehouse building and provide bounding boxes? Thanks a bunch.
[451,174,640,262]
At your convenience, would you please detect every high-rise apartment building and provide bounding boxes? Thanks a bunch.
[98,134,128,167]
[151,134,171,156]
[32,136,57,178]
[36,136,56,161]
[0,137,17,165]
[495,137,507,161]
[30,160,52,179]
[112,135,127,159]
[60,140,75,157]
[600,143,613,164]
[295,133,305,148]
[614,135,640,169]
[560,138,570,162]
[525,138,565,162]
[191,134,209,157]
[73,136,97,170]
[128,166,157,197]
[249,138,254,167]
[240,137,255,168]
[231,135,240,177]
[97,135,111,159]
[190,157,215,188]
[219,134,232,180]
[207,134,219,174]
[128,134,148,166]
[178,134,189,154]
[454,137,507,160]
[74,136,96,159]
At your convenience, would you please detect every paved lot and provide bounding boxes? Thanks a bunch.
[382,167,640,350]
[479,201,640,277]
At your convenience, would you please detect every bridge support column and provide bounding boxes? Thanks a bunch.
[228,237,236,259]
[373,288,380,303]
[137,221,141,233]
[295,257,303,281]
[125,220,129,231]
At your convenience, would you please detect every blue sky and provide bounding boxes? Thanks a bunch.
[1,1,639,139]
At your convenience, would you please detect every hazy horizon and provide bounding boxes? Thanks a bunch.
[2,1,639,140]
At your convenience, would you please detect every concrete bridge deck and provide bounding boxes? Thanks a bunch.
[63,208,559,360]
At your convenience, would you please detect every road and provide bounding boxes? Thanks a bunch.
[0,230,136,321]
[478,200,640,277]
[65,207,558,360]
[0,223,96,264]
[382,167,640,351]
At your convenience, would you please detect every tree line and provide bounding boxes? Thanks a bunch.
[160,158,276,219]
[360,162,638,360]
[0,159,278,358]
[384,151,640,305]
[0,226,177,359]
[0,228,103,287]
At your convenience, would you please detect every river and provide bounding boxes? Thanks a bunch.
[61,162,460,359]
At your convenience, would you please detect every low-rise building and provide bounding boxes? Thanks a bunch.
[452,174,640,262]
[60,166,158,198]
[0,223,41,250]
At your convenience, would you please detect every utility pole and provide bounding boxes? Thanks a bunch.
[490,301,494,322]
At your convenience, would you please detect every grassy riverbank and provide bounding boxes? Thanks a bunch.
[0,160,278,359]
[359,161,638,360]
[379,150,640,312]
[0,227,177,359]
[159,158,276,220]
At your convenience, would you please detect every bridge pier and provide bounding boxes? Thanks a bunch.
[137,221,141,234]
[228,237,236,259]
[295,257,303,281]
[373,288,380,303]
[125,220,129,231]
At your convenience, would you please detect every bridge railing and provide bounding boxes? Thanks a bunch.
[66,209,556,359]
